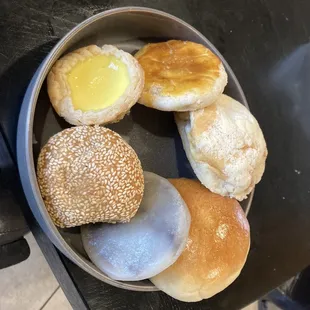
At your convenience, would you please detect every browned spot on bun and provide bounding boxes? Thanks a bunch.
[190,103,218,137]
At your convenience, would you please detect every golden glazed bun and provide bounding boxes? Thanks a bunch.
[37,126,144,228]
[135,40,227,111]
[151,178,250,302]
[175,94,267,200]
[47,45,144,125]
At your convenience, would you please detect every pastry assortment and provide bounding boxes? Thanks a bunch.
[39,39,267,302]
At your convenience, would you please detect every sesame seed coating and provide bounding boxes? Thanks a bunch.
[37,126,144,228]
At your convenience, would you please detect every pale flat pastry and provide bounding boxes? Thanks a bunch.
[135,40,227,111]
[47,45,144,125]
[81,172,191,281]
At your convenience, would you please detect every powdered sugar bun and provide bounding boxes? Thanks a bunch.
[175,94,267,200]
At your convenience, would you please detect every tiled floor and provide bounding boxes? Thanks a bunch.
[242,303,259,310]
[0,232,265,310]
[0,233,72,310]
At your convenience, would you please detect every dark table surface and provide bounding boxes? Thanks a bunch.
[1,0,310,309]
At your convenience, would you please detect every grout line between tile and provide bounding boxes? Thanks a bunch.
[39,285,60,310]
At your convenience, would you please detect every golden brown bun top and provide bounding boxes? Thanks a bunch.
[169,178,250,280]
[151,178,250,302]
[135,40,222,99]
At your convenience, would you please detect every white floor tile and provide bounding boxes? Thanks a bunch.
[43,287,72,310]
[242,301,259,310]
[0,233,59,310]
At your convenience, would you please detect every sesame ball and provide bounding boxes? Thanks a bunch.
[37,126,144,228]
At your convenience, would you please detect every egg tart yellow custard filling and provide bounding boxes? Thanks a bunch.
[47,45,144,125]
[67,55,130,111]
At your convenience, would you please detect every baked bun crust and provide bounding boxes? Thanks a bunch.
[175,94,267,200]
[47,45,144,125]
[151,178,250,302]
[135,40,227,111]
[37,126,144,228]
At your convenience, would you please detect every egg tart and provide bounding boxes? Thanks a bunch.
[47,45,144,125]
